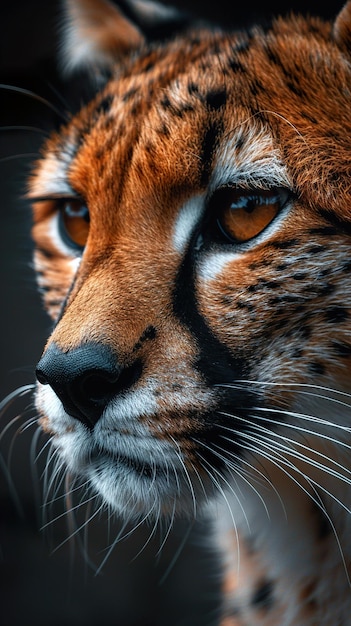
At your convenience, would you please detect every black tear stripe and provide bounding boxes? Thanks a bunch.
[172,243,260,470]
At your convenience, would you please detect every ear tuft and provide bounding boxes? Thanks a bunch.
[333,1,351,57]
[60,0,190,75]
[61,0,145,74]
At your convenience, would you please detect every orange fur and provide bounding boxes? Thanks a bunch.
[29,1,351,624]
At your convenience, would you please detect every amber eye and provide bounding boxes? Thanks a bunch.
[58,199,90,250]
[209,187,289,244]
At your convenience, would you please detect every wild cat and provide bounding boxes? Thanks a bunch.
[4,0,351,624]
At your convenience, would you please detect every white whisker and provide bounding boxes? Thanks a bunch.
[158,520,195,586]
[218,411,351,486]
[195,451,241,578]
[237,431,351,588]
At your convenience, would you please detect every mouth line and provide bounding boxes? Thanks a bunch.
[91,448,166,479]
[117,453,160,478]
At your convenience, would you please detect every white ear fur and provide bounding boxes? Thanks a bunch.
[127,0,182,25]
[61,0,145,74]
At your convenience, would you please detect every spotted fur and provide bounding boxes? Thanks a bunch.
[28,1,351,623]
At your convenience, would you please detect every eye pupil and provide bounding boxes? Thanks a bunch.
[241,198,256,214]
[59,199,90,250]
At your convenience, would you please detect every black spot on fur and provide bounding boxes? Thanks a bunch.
[143,60,155,72]
[317,268,331,277]
[275,262,289,271]
[236,300,256,312]
[264,44,280,65]
[286,81,306,98]
[248,259,272,271]
[140,326,157,342]
[270,238,298,250]
[248,279,281,292]
[133,326,156,352]
[205,88,227,110]
[308,226,339,237]
[188,82,199,94]
[229,58,246,73]
[269,294,303,305]
[122,87,139,102]
[308,361,325,375]
[160,95,193,118]
[324,306,349,324]
[292,272,308,281]
[307,245,327,255]
[251,581,274,610]
[331,340,351,357]
[95,93,114,116]
[318,283,336,297]
[158,123,170,137]
[161,95,171,109]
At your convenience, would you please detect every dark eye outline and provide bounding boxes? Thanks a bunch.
[203,185,291,246]
[57,198,90,252]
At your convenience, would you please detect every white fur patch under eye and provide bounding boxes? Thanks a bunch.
[69,257,81,273]
[210,124,292,193]
[173,194,205,253]
[198,250,244,281]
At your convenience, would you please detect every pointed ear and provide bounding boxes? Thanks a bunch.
[61,0,189,74]
[333,1,351,56]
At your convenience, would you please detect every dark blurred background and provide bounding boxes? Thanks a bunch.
[0,1,344,625]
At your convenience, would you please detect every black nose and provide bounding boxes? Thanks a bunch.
[36,342,142,428]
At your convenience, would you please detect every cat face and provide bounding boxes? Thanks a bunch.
[30,0,351,519]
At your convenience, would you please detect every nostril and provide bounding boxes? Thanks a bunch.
[115,359,143,392]
[35,343,144,427]
[80,359,143,404]
[36,367,49,386]
[79,372,119,404]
